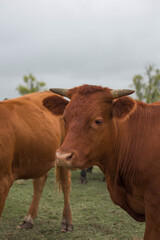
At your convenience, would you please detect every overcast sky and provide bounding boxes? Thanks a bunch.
[0,0,160,100]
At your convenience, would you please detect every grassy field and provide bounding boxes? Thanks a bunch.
[0,167,144,240]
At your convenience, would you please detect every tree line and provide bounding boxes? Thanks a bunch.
[16,74,46,95]
[17,65,160,104]
[131,65,160,103]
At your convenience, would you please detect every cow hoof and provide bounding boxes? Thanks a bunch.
[17,221,34,229]
[61,222,73,232]
[67,224,73,232]
[80,178,87,184]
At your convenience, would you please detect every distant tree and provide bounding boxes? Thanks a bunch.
[131,65,160,103]
[16,74,46,95]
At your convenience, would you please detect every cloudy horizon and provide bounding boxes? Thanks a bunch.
[0,0,160,100]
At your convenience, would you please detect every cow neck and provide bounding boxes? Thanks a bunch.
[110,102,158,186]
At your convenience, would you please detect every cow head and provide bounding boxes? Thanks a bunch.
[45,85,135,170]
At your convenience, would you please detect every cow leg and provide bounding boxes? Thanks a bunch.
[144,195,160,240]
[18,173,48,229]
[0,176,12,218]
[80,170,87,184]
[57,167,73,232]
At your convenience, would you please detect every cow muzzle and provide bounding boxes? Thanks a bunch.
[56,150,75,168]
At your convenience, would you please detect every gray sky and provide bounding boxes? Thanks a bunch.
[0,0,160,100]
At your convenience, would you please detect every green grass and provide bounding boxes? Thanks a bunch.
[0,168,144,240]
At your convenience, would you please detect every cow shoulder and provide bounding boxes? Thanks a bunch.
[112,97,137,120]
[43,95,69,115]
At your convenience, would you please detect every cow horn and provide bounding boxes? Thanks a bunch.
[49,88,68,97]
[111,89,135,99]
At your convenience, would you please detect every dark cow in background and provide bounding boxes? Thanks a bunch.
[80,167,93,183]
[44,84,160,240]
[0,91,72,232]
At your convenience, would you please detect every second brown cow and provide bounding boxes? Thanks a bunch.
[0,91,72,232]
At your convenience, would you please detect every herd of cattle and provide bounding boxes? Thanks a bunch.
[1,84,160,239]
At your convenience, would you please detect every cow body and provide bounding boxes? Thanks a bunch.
[0,91,72,232]
[47,85,160,239]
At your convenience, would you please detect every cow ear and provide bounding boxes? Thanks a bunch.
[112,97,137,120]
[43,95,69,115]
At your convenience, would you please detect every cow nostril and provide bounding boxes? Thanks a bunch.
[56,151,75,162]
[66,152,73,161]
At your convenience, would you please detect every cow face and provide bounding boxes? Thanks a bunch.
[47,85,135,169]
[57,94,114,169]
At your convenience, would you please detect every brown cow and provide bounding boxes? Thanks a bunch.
[44,84,160,240]
[0,91,73,232]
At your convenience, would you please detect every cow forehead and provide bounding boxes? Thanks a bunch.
[64,94,111,121]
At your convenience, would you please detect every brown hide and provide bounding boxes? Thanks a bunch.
[48,84,160,240]
[0,91,61,180]
[0,91,73,232]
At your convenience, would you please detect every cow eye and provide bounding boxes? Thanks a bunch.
[95,119,103,125]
